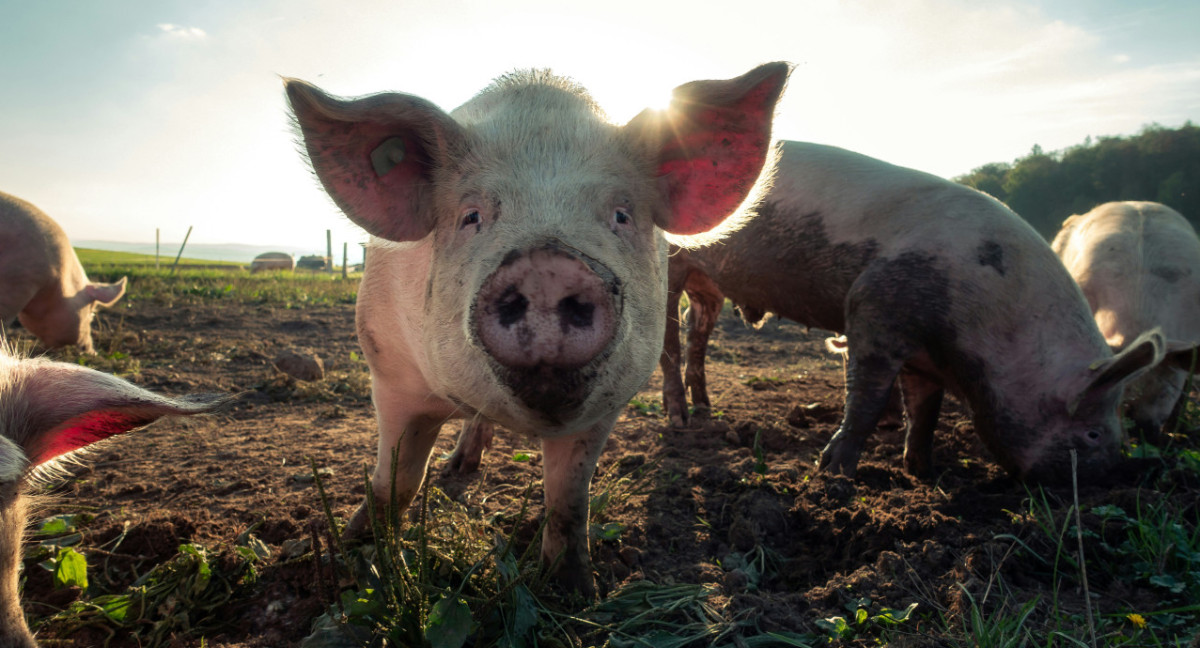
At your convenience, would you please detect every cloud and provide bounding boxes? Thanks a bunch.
[156,23,207,41]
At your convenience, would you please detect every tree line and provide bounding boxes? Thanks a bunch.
[954,122,1199,238]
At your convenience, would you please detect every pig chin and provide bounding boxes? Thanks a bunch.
[485,352,613,428]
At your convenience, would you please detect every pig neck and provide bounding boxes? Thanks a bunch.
[356,238,449,407]
[0,490,33,647]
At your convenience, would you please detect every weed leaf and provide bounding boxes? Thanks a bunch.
[425,595,473,648]
[53,547,88,591]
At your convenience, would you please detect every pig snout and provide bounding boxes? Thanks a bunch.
[476,245,618,368]
[473,244,620,420]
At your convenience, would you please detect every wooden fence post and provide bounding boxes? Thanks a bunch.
[171,226,193,275]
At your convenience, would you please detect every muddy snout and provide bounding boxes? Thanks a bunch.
[475,245,619,371]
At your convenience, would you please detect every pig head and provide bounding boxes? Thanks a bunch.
[286,63,789,594]
[1053,201,1200,442]
[0,347,229,646]
[0,192,127,353]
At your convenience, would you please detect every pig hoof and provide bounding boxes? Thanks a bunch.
[443,448,482,475]
[341,504,376,545]
[817,442,860,477]
[903,453,932,479]
[552,569,597,601]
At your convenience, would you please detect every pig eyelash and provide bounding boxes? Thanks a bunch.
[460,210,482,229]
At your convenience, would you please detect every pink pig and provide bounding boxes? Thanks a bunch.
[1052,201,1200,442]
[0,192,127,353]
[286,64,789,594]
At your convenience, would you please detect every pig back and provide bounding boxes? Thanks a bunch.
[0,193,68,317]
[1054,201,1200,348]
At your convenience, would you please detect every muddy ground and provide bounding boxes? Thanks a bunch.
[16,298,1200,646]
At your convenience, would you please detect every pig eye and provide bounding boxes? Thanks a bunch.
[613,209,632,226]
[460,210,482,229]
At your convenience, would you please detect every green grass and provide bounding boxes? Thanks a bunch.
[82,263,359,308]
[75,247,243,267]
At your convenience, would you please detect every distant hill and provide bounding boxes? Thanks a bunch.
[73,240,365,264]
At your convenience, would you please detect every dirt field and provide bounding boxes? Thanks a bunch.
[17,297,1200,647]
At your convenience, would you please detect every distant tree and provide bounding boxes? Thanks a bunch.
[956,162,1010,201]
[955,122,1200,238]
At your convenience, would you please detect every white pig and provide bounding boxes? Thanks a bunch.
[0,193,127,353]
[286,64,790,593]
[0,346,229,647]
[658,141,1166,482]
[1052,201,1200,442]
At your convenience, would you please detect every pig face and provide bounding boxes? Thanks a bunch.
[19,279,127,353]
[287,66,789,436]
[422,113,670,432]
[1004,329,1164,481]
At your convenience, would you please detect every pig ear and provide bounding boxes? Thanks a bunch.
[624,62,791,235]
[1069,328,1166,416]
[10,359,231,469]
[1165,340,1200,370]
[84,277,127,307]
[285,78,464,242]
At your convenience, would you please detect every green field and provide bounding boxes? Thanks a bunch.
[75,247,244,267]
[75,250,360,308]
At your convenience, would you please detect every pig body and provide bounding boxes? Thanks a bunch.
[0,193,126,353]
[0,346,229,646]
[287,64,789,593]
[661,141,1164,481]
[1051,201,1200,441]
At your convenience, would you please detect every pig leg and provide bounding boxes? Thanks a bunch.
[683,273,724,419]
[660,277,689,427]
[1163,388,1190,436]
[540,412,614,597]
[819,263,924,476]
[345,406,447,538]
[898,369,944,478]
[444,419,494,474]
[818,346,904,476]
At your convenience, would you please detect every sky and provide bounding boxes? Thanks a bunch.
[1,0,1197,260]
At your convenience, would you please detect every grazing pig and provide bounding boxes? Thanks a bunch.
[1051,201,1200,442]
[286,63,790,593]
[0,346,229,646]
[0,193,127,353]
[660,141,1165,482]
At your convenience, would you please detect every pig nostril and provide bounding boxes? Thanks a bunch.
[558,295,595,329]
[1087,430,1101,441]
[496,286,529,328]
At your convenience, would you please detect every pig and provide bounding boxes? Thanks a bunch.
[659,141,1166,482]
[0,193,127,354]
[285,63,790,593]
[0,345,229,646]
[1051,201,1200,443]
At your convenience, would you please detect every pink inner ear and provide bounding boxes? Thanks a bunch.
[656,84,778,235]
[308,122,435,242]
[30,410,148,466]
